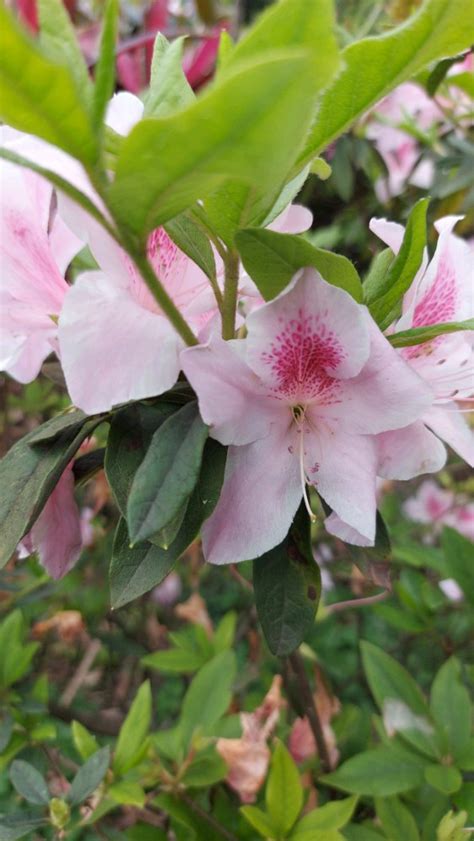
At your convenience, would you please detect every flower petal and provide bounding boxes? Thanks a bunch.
[424,405,474,467]
[202,422,301,564]
[28,465,83,579]
[269,203,313,234]
[246,269,370,399]
[376,421,447,480]
[58,271,181,413]
[182,338,282,445]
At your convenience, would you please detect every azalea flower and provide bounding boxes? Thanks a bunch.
[404,479,474,542]
[18,463,83,579]
[182,269,432,563]
[371,215,474,475]
[0,129,82,382]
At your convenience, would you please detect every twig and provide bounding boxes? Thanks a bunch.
[180,793,240,841]
[326,589,390,614]
[59,638,102,707]
[287,651,332,774]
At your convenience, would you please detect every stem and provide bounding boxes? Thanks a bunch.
[180,793,240,841]
[326,589,390,614]
[221,250,240,340]
[288,651,332,774]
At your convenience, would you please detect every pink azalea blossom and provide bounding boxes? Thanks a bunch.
[404,479,474,542]
[0,130,82,382]
[371,215,474,473]
[182,269,432,563]
[18,463,83,579]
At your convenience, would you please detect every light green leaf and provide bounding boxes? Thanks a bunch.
[301,0,474,162]
[253,506,321,656]
[113,682,152,775]
[68,747,110,805]
[127,402,208,545]
[145,34,194,118]
[180,747,227,788]
[0,611,38,688]
[310,157,332,180]
[235,228,363,302]
[9,761,49,806]
[430,657,471,761]
[71,721,99,761]
[366,199,428,329]
[0,5,97,164]
[38,0,91,101]
[290,796,358,839]
[375,795,420,841]
[109,50,323,234]
[181,651,236,747]
[389,319,474,348]
[322,747,426,796]
[266,742,303,835]
[240,806,276,838]
[213,612,237,654]
[142,647,207,674]
[165,213,216,282]
[92,0,119,132]
[109,781,146,808]
[425,764,463,794]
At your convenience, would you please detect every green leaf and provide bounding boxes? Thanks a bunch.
[253,506,321,656]
[213,612,237,654]
[68,747,110,805]
[310,157,332,180]
[441,528,474,605]
[322,747,426,796]
[109,439,226,607]
[142,647,207,674]
[105,402,176,516]
[388,319,474,348]
[300,0,474,162]
[240,806,276,838]
[375,796,420,841]
[361,641,437,758]
[109,49,326,234]
[366,199,429,329]
[0,5,97,164]
[289,797,358,839]
[181,747,228,788]
[113,682,152,775]
[235,228,363,302]
[431,657,471,761]
[71,721,99,761]
[38,0,91,101]
[0,811,47,841]
[425,765,462,795]
[0,611,38,688]
[181,651,236,747]
[127,402,208,545]
[165,213,216,282]
[109,781,145,808]
[0,413,102,569]
[0,713,13,753]
[266,742,303,835]
[9,760,49,805]
[145,34,194,118]
[92,0,119,132]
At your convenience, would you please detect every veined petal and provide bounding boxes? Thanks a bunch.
[303,423,378,544]
[315,315,433,434]
[377,421,447,480]
[58,271,181,413]
[246,269,370,400]
[202,421,301,565]
[181,338,282,445]
[424,405,474,467]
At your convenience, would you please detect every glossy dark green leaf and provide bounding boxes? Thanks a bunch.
[0,414,102,569]
[366,199,428,329]
[68,747,110,805]
[110,440,226,607]
[9,760,49,805]
[105,402,176,516]
[236,228,362,302]
[253,507,321,656]
[127,402,208,545]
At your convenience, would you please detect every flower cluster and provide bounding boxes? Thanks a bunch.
[1,92,473,578]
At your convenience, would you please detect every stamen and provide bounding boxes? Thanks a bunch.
[297,418,317,523]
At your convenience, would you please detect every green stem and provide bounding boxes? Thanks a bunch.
[221,250,240,340]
